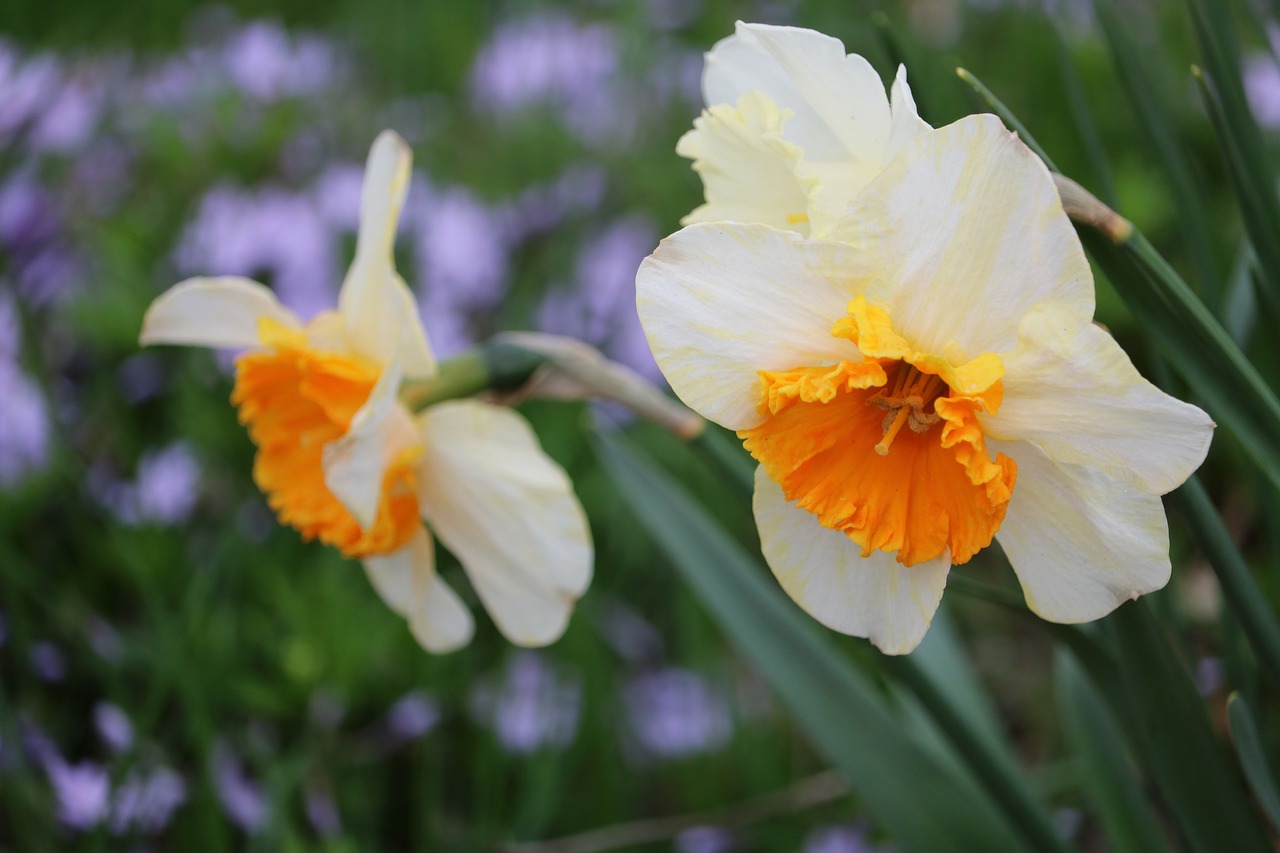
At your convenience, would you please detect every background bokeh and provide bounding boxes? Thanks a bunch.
[0,0,1268,850]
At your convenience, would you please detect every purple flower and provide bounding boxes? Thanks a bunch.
[471,652,581,753]
[623,668,732,759]
[804,823,895,853]
[93,703,134,754]
[221,22,341,102]
[29,641,65,682]
[109,765,187,835]
[0,362,46,490]
[676,825,736,853]
[122,442,202,527]
[305,782,342,837]
[211,742,269,834]
[0,46,62,141]
[384,690,441,741]
[46,758,110,830]
[1246,52,1280,130]
[30,74,106,153]
[174,184,337,320]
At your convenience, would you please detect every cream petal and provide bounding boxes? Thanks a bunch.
[322,359,420,529]
[992,439,1171,623]
[636,222,869,431]
[417,400,592,647]
[985,306,1214,494]
[885,65,931,162]
[337,131,436,378]
[363,528,474,653]
[139,277,299,349]
[676,90,813,232]
[832,114,1095,358]
[753,466,950,655]
[703,23,891,163]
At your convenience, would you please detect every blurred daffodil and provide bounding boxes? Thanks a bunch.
[639,115,1213,654]
[141,131,592,652]
[678,22,930,238]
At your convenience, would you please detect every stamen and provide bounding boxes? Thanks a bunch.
[785,212,810,224]
[875,405,911,456]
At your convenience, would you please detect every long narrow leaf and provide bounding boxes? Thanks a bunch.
[1056,651,1169,853]
[1106,602,1272,853]
[594,427,1032,853]
[1228,692,1280,833]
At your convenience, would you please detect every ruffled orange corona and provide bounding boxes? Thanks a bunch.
[232,321,420,558]
[741,297,1016,567]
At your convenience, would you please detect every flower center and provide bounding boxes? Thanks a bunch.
[739,297,1017,567]
[231,321,420,558]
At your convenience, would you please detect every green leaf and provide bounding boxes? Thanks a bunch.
[1228,692,1280,833]
[593,427,1031,853]
[1106,601,1272,853]
[1093,0,1221,306]
[1056,650,1169,853]
[1169,478,1280,687]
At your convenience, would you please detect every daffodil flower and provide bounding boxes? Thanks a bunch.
[638,115,1214,654]
[677,22,930,238]
[140,131,592,653]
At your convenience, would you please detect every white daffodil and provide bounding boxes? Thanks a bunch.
[140,131,592,653]
[638,115,1214,655]
[677,22,930,238]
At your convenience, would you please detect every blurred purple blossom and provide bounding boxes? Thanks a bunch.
[1195,656,1225,697]
[804,823,895,853]
[471,652,582,753]
[29,73,107,153]
[469,15,618,139]
[211,742,269,834]
[93,702,134,754]
[109,765,187,835]
[86,617,124,663]
[1246,49,1280,130]
[121,442,202,526]
[29,640,66,682]
[0,362,50,488]
[46,758,110,830]
[623,668,732,759]
[305,782,342,837]
[0,44,62,142]
[175,185,337,320]
[221,21,341,102]
[539,216,660,379]
[676,825,736,853]
[384,690,441,741]
[598,600,664,665]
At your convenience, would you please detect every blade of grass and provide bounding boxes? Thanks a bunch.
[954,67,1058,170]
[1056,650,1170,853]
[1187,0,1280,323]
[593,427,1035,853]
[1093,0,1220,306]
[1106,601,1272,853]
[1169,477,1280,688]
[1228,692,1280,834]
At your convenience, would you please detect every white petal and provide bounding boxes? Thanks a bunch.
[703,23,891,163]
[321,359,420,529]
[832,114,1095,358]
[676,90,813,232]
[985,306,1214,494]
[753,466,950,655]
[364,528,474,653]
[139,277,299,349]
[885,64,931,161]
[417,400,592,647]
[337,131,436,378]
[635,222,868,431]
[993,439,1171,623]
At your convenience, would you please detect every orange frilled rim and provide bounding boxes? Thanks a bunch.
[739,299,1016,568]
[230,332,419,559]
